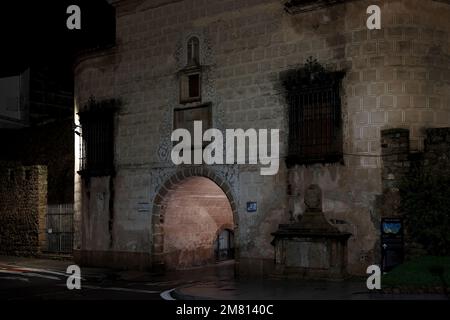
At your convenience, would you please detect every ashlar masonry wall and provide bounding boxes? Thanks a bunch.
[73,0,450,275]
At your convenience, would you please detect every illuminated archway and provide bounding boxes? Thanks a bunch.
[152,168,238,270]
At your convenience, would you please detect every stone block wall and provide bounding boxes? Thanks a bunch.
[381,128,410,192]
[0,119,74,205]
[423,127,450,171]
[0,164,47,256]
[73,0,450,275]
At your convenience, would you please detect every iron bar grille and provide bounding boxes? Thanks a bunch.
[287,84,343,166]
[78,111,114,176]
[46,204,73,254]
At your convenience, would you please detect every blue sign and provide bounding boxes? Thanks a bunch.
[247,202,257,212]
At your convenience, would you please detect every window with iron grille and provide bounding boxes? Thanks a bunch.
[283,58,344,166]
[78,98,118,177]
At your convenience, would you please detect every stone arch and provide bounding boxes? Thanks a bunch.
[151,167,239,270]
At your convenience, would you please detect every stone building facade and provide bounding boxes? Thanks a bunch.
[73,0,450,276]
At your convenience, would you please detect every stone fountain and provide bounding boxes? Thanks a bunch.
[271,184,351,280]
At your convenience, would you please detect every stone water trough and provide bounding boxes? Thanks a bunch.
[271,184,351,280]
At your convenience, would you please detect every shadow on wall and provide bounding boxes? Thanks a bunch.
[0,119,74,204]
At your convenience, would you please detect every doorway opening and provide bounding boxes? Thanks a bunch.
[157,176,235,270]
[214,229,234,261]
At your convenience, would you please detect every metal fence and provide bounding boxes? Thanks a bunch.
[46,204,74,254]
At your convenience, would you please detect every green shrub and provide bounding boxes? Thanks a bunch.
[383,256,450,287]
[400,166,450,256]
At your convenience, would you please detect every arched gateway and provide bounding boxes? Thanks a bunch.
[151,167,239,270]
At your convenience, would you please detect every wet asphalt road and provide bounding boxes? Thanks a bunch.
[0,257,234,300]
[0,270,179,300]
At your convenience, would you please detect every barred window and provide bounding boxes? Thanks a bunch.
[78,99,117,177]
[283,60,344,166]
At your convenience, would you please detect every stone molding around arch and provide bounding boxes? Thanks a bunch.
[151,167,239,270]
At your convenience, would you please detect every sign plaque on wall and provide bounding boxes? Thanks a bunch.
[246,202,257,212]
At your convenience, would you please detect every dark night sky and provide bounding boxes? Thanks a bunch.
[0,0,115,76]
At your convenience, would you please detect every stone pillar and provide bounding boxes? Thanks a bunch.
[380,129,410,218]
[36,166,48,253]
[0,164,47,256]
[381,128,410,191]
[424,128,450,172]
[380,129,410,269]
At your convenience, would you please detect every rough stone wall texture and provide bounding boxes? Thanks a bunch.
[73,0,450,275]
[381,128,410,191]
[423,127,450,171]
[0,164,47,256]
[0,119,74,204]
[378,128,410,229]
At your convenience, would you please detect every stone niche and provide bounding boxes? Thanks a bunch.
[271,184,351,280]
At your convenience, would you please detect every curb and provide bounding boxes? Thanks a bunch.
[171,285,215,300]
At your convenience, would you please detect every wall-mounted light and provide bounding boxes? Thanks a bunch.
[73,123,82,136]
